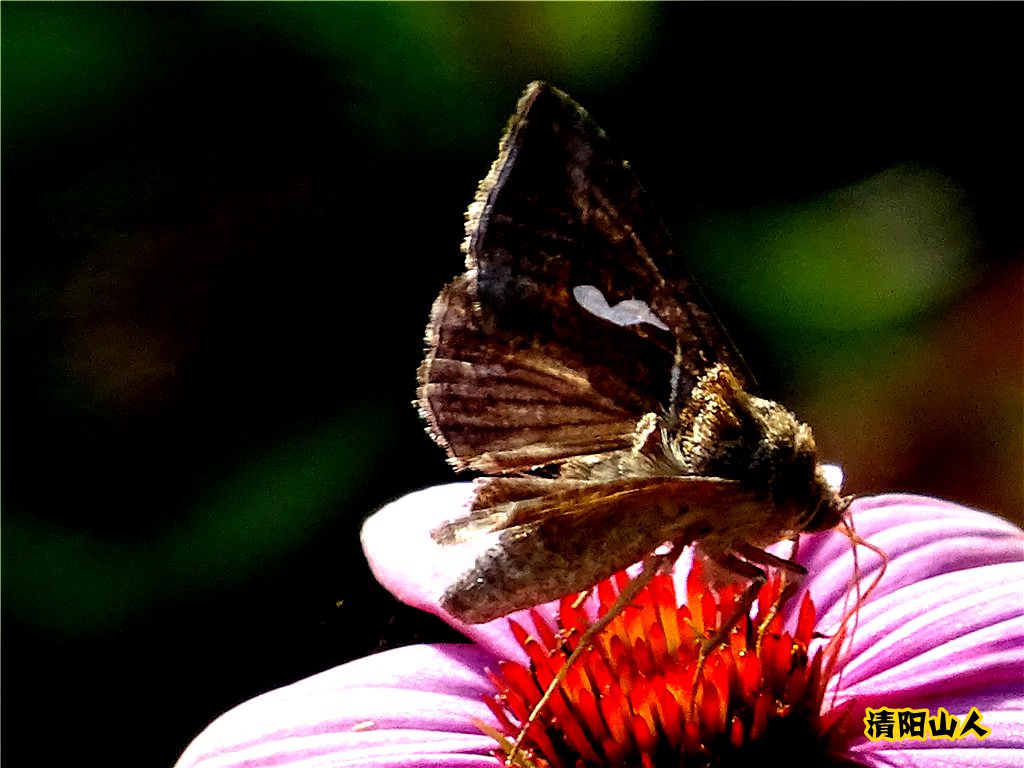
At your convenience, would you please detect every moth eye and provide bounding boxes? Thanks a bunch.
[572,284,670,331]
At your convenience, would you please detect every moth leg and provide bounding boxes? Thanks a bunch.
[685,551,765,717]
[683,550,777,719]
[699,552,768,652]
[506,543,683,768]
[691,540,807,717]
[692,544,799,693]
[733,540,806,575]
[734,539,803,650]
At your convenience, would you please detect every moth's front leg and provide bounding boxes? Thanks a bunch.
[696,540,806,652]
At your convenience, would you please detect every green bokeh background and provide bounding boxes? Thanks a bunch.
[3,4,1021,766]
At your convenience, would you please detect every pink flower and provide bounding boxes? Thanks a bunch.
[175,488,1024,768]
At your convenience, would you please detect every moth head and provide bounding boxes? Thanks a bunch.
[802,462,852,532]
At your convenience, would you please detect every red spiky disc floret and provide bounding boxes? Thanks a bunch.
[483,560,852,768]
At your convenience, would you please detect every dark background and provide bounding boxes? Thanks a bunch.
[3,5,1021,767]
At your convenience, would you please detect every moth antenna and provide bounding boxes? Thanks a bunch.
[824,509,888,708]
[505,544,681,766]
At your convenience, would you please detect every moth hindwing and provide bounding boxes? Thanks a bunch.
[417,82,848,625]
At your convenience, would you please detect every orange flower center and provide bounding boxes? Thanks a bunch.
[483,561,851,767]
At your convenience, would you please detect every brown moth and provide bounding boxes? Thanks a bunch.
[417,81,849,629]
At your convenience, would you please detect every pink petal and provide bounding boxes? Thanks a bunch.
[798,497,1024,767]
[790,497,1024,712]
[175,644,498,768]
[361,483,557,663]
[795,496,1024,630]
[838,563,1023,700]
[854,747,1023,768]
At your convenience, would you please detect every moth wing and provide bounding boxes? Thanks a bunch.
[438,475,769,624]
[432,474,766,544]
[420,82,751,472]
[419,279,643,472]
[431,476,593,545]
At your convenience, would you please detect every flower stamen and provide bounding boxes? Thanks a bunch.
[486,561,845,767]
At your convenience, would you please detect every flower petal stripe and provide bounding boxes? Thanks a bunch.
[176,644,500,768]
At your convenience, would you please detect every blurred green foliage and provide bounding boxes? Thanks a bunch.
[692,167,973,333]
[687,166,978,381]
[198,3,660,155]
[3,5,160,147]
[5,409,392,633]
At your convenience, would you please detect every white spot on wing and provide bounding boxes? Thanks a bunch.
[573,285,670,331]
